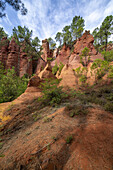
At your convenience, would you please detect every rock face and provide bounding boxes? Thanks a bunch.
[0,31,105,82]
[0,37,32,77]
[41,39,49,62]
[68,31,103,69]
[73,30,97,55]
[57,64,77,88]
[6,38,20,75]
[27,62,55,92]
[38,62,55,79]
[0,37,9,68]
[19,49,32,77]
[51,43,70,67]
[51,31,102,68]
[36,39,49,74]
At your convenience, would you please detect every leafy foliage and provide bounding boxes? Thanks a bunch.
[91,59,110,81]
[77,85,113,113]
[62,25,72,45]
[55,32,62,46]
[101,50,113,61]
[0,63,28,103]
[71,16,85,40]
[58,62,64,75]
[0,27,7,40]
[12,26,41,60]
[66,135,73,144]
[92,15,113,51]
[52,63,59,75]
[52,62,64,76]
[47,37,56,50]
[80,47,90,66]
[0,0,27,17]
[38,78,67,106]
[74,66,88,84]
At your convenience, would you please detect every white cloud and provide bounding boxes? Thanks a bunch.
[1,0,112,42]
[104,0,113,16]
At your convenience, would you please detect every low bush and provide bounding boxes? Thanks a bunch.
[58,62,64,75]
[38,78,68,106]
[65,104,88,117]
[52,63,59,75]
[104,102,113,112]
[0,63,28,103]
[52,62,64,76]
[66,135,73,144]
[101,50,113,61]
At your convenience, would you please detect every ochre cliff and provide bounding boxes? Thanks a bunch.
[0,38,32,77]
[0,31,104,77]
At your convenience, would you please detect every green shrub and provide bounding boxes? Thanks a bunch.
[0,64,28,103]
[104,102,113,112]
[65,104,88,117]
[38,78,67,106]
[101,50,113,61]
[43,116,52,122]
[52,63,59,75]
[108,66,113,79]
[58,62,64,75]
[80,47,90,66]
[66,135,73,144]
[91,59,110,82]
[79,75,87,83]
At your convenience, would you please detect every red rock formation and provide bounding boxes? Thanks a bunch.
[6,38,20,75]
[0,37,33,77]
[41,39,49,62]
[0,37,9,68]
[38,62,55,79]
[19,48,32,77]
[36,39,49,74]
[73,30,97,55]
[57,64,77,88]
[51,43,70,67]
[69,31,103,69]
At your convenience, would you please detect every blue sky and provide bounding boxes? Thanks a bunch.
[0,0,113,41]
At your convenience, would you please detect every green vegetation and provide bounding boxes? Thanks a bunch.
[76,85,113,113]
[62,25,72,45]
[92,15,113,51]
[55,15,85,47]
[91,59,112,82]
[80,47,90,66]
[55,32,62,46]
[12,26,42,61]
[0,142,4,149]
[66,135,73,144]
[101,50,113,61]
[0,63,28,103]
[74,66,88,85]
[52,62,64,75]
[74,57,113,85]
[0,154,5,157]
[38,78,68,106]
[43,116,52,123]
[58,62,64,75]
[0,0,27,18]
[47,37,56,50]
[65,104,88,117]
[52,63,59,75]
[25,132,31,136]
[71,16,85,40]
[0,27,7,40]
